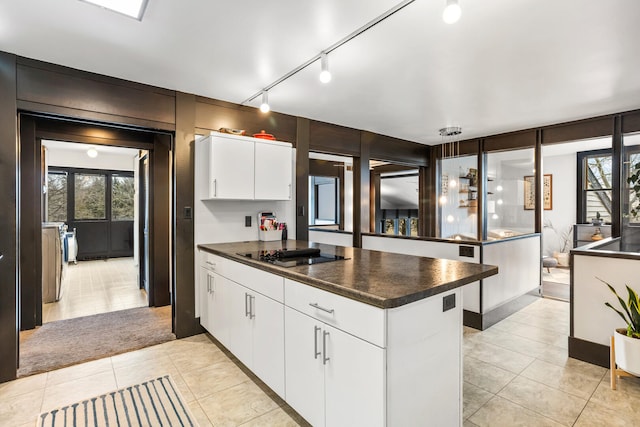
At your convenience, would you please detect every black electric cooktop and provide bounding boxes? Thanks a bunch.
[237,247,348,267]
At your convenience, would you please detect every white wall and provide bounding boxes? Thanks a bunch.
[47,147,136,171]
[542,152,577,255]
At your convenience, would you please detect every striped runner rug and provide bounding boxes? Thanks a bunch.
[37,375,198,427]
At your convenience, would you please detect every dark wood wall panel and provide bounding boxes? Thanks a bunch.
[485,130,536,151]
[174,92,200,338]
[17,62,176,129]
[296,118,310,241]
[623,110,640,134]
[368,132,429,167]
[309,120,360,156]
[0,52,18,383]
[433,139,479,158]
[195,98,297,144]
[542,117,612,144]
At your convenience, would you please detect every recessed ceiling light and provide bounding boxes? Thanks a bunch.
[80,0,149,20]
[87,147,98,158]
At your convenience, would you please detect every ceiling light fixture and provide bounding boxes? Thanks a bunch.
[259,91,270,113]
[80,0,149,20]
[87,147,98,158]
[319,52,332,83]
[242,0,418,110]
[442,0,462,24]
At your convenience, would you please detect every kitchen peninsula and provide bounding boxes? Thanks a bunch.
[197,240,498,426]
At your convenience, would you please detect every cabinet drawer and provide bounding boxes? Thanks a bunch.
[200,251,227,275]
[284,279,385,348]
[225,261,284,303]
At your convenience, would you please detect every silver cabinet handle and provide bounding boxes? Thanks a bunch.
[322,331,330,365]
[288,183,292,199]
[207,275,211,293]
[309,303,334,314]
[245,293,251,317]
[209,275,214,294]
[249,295,256,319]
[313,326,321,359]
[213,179,217,197]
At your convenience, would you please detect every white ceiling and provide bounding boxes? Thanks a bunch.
[2,0,639,145]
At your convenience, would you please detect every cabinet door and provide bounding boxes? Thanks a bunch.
[251,293,285,398]
[209,272,229,346]
[254,141,292,200]
[209,136,254,199]
[198,267,211,331]
[284,307,325,427]
[324,323,385,427]
[224,280,253,367]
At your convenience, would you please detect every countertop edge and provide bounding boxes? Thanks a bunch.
[198,244,497,309]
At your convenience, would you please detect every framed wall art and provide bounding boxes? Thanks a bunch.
[524,174,552,210]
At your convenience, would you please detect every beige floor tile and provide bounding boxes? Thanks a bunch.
[520,359,603,400]
[239,406,303,426]
[187,401,214,427]
[589,381,640,417]
[171,372,196,404]
[574,400,639,427]
[498,375,587,426]
[468,327,552,358]
[181,359,250,400]
[465,340,535,374]
[0,372,47,400]
[110,344,172,370]
[46,357,113,387]
[198,380,280,427]
[113,355,179,388]
[463,420,480,427]
[470,395,564,427]
[464,356,516,394]
[0,389,45,426]
[41,370,117,413]
[463,382,494,420]
[170,344,228,375]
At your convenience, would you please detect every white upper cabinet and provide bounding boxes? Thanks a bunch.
[254,140,292,200]
[199,133,292,201]
[208,135,254,199]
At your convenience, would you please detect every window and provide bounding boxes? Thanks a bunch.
[74,173,106,220]
[47,171,67,222]
[578,150,612,223]
[112,175,135,220]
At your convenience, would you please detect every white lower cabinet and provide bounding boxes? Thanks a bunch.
[285,306,385,427]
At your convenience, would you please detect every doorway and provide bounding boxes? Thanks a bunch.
[17,114,173,375]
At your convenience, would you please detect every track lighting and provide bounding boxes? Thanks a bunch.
[259,91,270,113]
[319,53,332,83]
[443,0,462,24]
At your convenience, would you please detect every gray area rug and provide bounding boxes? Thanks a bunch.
[19,306,174,377]
[38,375,197,427]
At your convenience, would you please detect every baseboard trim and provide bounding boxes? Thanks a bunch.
[568,336,609,368]
[464,290,540,331]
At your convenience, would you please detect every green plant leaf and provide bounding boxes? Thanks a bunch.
[606,302,631,326]
[598,277,633,326]
[627,285,640,334]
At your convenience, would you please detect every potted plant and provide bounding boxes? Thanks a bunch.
[592,211,603,226]
[600,278,640,377]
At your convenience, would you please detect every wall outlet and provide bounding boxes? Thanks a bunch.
[459,245,474,258]
[245,216,252,227]
[443,294,456,312]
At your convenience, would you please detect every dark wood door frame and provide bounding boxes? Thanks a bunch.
[18,114,172,335]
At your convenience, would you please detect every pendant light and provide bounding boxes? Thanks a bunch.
[259,91,270,113]
[443,0,462,24]
[319,52,332,83]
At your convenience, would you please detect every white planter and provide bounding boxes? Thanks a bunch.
[553,251,570,267]
[614,328,640,377]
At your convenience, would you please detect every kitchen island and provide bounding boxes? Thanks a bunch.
[197,240,498,426]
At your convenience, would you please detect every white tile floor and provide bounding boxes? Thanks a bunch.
[42,258,147,323]
[3,297,639,426]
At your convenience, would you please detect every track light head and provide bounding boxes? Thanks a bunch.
[319,53,332,83]
[443,0,462,24]
[259,91,270,113]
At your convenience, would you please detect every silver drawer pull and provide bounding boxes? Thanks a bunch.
[206,261,216,267]
[309,302,334,314]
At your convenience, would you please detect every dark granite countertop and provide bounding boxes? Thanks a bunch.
[198,240,498,309]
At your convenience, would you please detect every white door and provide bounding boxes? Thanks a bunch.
[208,271,229,346]
[284,307,325,427]
[209,136,254,199]
[251,293,285,398]
[254,141,292,200]
[324,323,385,427]
[224,280,253,367]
